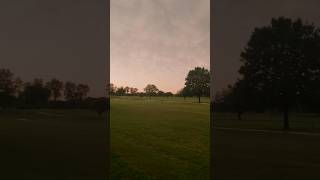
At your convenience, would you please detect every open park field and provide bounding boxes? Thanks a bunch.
[1,97,320,179]
[110,96,210,179]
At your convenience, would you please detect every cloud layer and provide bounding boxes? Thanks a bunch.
[111,0,210,93]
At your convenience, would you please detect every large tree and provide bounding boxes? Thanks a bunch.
[185,67,210,103]
[239,17,320,129]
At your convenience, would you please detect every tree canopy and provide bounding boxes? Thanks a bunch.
[237,17,320,129]
[184,67,210,103]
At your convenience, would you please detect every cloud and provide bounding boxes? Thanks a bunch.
[111,0,210,92]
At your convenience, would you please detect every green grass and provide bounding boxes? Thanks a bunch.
[2,96,320,179]
[110,96,210,179]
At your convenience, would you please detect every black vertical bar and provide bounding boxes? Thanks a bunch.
[210,0,214,179]
[106,0,110,179]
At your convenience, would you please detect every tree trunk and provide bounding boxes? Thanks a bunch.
[283,104,289,130]
[198,96,201,103]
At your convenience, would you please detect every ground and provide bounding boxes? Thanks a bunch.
[2,97,320,179]
[111,96,210,179]
[0,109,107,179]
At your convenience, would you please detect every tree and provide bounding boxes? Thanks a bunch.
[13,77,23,97]
[115,86,126,96]
[165,92,173,97]
[0,69,15,108]
[144,84,159,97]
[129,87,138,95]
[124,86,130,95]
[185,67,210,103]
[0,68,14,95]
[239,17,320,129]
[64,82,77,101]
[46,78,64,102]
[158,91,165,96]
[21,79,51,107]
[76,84,90,100]
[108,83,116,95]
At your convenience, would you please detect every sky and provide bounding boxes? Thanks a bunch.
[0,0,107,97]
[1,1,319,97]
[213,0,320,93]
[111,0,210,93]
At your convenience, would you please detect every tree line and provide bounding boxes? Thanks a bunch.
[214,17,320,129]
[110,66,211,103]
[0,68,105,110]
[109,84,174,97]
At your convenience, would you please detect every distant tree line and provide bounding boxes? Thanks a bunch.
[213,17,320,129]
[109,84,174,97]
[110,66,211,103]
[0,68,106,112]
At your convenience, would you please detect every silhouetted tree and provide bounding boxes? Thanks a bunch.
[46,78,64,102]
[13,77,23,97]
[109,83,116,95]
[64,82,77,102]
[185,67,210,103]
[0,69,15,108]
[124,86,130,95]
[144,84,159,97]
[76,84,90,100]
[239,17,320,129]
[21,79,51,108]
[129,87,138,95]
[115,86,126,96]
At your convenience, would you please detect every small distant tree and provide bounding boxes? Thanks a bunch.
[165,92,173,97]
[185,67,210,103]
[76,84,90,100]
[124,86,130,95]
[0,69,15,108]
[144,84,159,97]
[21,79,51,107]
[115,86,126,96]
[129,87,138,95]
[109,83,116,95]
[46,78,64,102]
[13,77,23,97]
[64,82,77,101]
[158,91,165,96]
[0,69,15,95]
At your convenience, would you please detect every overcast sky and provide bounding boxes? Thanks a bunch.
[111,0,210,93]
[1,1,319,96]
[0,0,106,97]
[213,0,320,92]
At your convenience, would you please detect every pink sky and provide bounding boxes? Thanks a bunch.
[111,0,210,93]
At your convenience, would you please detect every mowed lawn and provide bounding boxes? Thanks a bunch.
[0,109,107,179]
[110,96,210,179]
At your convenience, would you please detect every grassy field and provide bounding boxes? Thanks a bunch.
[2,96,320,179]
[110,96,210,179]
[0,109,107,179]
